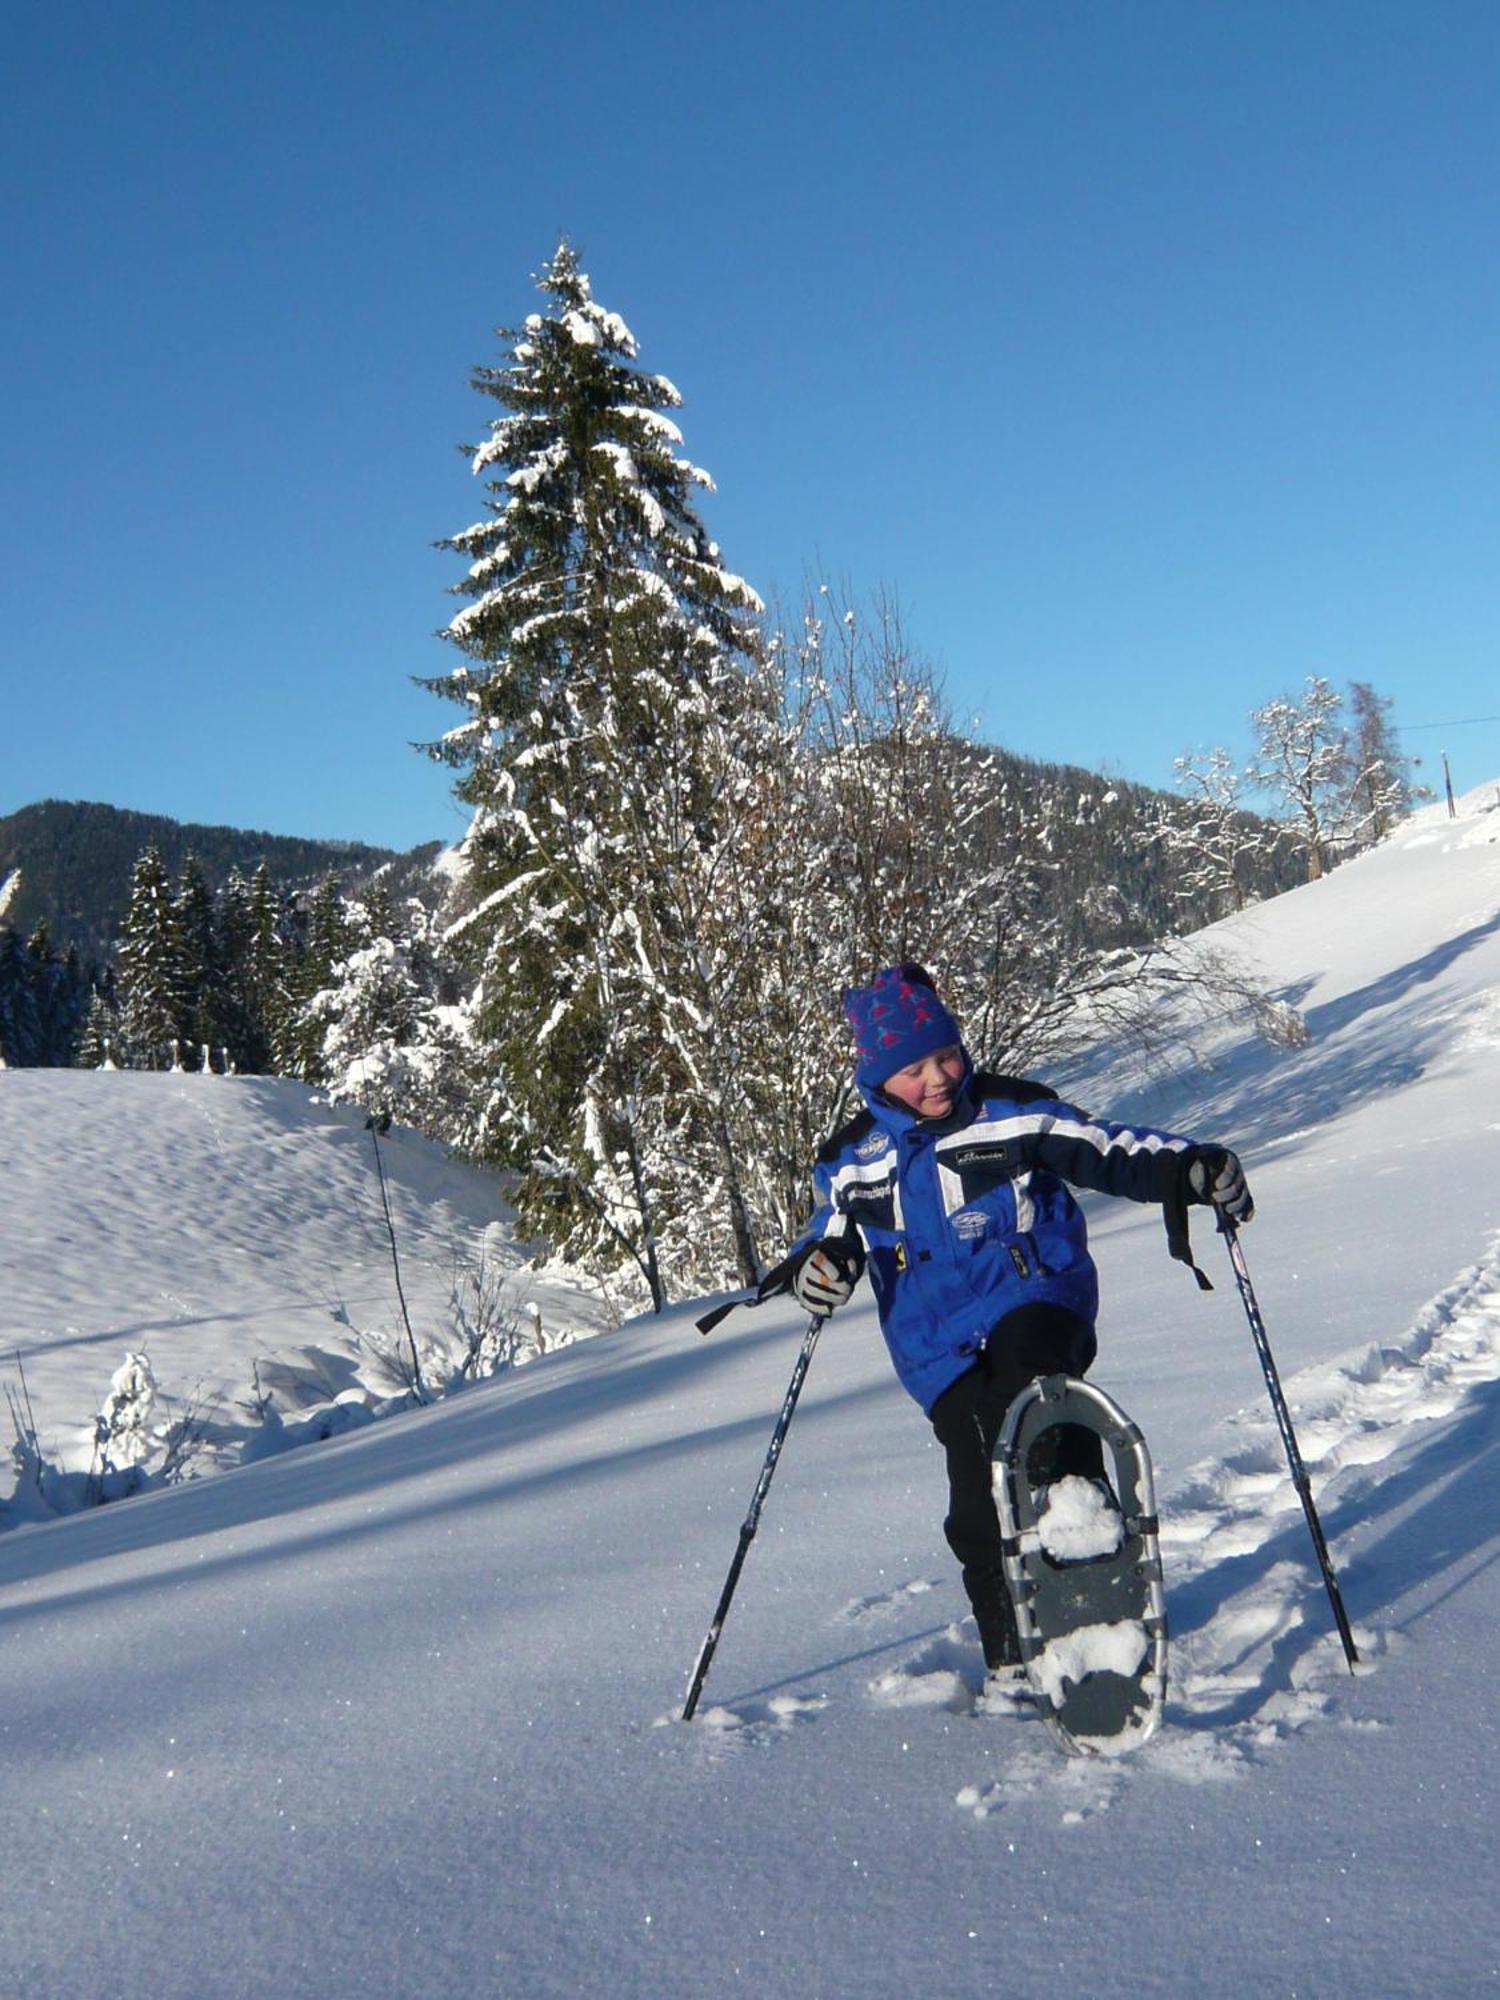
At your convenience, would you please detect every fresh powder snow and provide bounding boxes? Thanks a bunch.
[0,1076,614,1512]
[2,785,1500,1996]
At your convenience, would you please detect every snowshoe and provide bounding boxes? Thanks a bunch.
[993,1374,1167,1757]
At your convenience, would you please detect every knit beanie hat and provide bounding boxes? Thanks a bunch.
[842,962,963,1089]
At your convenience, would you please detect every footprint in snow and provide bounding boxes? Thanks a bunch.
[676,1693,828,1748]
[956,1739,1126,1824]
[837,1577,941,1623]
[1172,1559,1311,1702]
[866,1623,978,1713]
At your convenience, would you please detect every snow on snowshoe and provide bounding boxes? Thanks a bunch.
[993,1373,1167,1757]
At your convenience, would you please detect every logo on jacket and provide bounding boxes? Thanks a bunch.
[856,1131,892,1161]
[953,1208,988,1240]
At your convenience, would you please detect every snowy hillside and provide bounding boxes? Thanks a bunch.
[1,1076,614,1520]
[3,788,1500,1997]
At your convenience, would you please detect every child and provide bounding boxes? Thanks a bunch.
[776,961,1253,1702]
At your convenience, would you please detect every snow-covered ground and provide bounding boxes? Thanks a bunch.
[3,787,1500,1997]
[1,1077,615,1518]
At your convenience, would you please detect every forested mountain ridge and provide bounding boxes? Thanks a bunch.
[0,800,438,963]
[1,755,1297,981]
[955,742,1300,951]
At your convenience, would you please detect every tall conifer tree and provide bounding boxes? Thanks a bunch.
[0,928,42,1066]
[76,985,118,1069]
[425,241,763,1305]
[175,854,231,1068]
[117,847,189,1068]
[241,861,289,1072]
[275,874,353,1082]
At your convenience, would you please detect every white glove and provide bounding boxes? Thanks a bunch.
[791,1243,859,1317]
[1188,1148,1254,1224]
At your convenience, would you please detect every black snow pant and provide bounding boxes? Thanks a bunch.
[928,1303,1101,1670]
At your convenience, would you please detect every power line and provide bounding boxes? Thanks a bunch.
[1401,713,1500,732]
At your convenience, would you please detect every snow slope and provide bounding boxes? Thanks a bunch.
[1,1076,614,1509]
[3,789,1500,1998]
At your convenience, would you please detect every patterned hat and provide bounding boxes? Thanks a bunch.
[842,962,963,1089]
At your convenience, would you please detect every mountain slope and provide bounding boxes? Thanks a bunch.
[0,799,428,962]
[1,788,1499,1998]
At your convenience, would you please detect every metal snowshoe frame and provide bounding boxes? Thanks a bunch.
[994,1373,1168,1757]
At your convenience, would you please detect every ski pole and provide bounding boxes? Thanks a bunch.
[682,1312,825,1721]
[366,1111,427,1403]
[1219,1219,1360,1672]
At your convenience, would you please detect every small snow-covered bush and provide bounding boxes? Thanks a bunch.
[93,1351,159,1476]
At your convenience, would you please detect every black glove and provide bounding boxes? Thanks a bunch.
[790,1238,862,1317]
[1188,1146,1254,1225]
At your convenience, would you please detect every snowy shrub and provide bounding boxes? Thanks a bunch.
[1252,996,1311,1050]
[2,1373,53,1522]
[94,1351,159,1472]
[79,1353,215,1504]
[448,1243,537,1379]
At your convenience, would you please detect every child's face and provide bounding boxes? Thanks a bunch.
[880,1044,965,1118]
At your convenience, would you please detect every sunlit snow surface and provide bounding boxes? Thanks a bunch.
[1,1077,614,1505]
[3,787,1500,1996]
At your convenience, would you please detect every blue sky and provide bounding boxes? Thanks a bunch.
[4,0,1498,851]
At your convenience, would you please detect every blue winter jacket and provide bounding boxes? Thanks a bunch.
[787,1058,1204,1415]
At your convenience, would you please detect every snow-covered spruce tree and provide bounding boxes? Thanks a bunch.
[274,875,354,1082]
[89,1351,162,1499]
[75,985,118,1069]
[425,242,763,1307]
[213,867,260,1071]
[357,876,398,948]
[95,1352,158,1469]
[1247,676,1352,882]
[116,846,190,1068]
[235,861,291,1073]
[174,855,234,1070]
